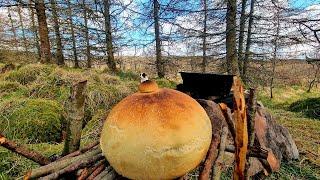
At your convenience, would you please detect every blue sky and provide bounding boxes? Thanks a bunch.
[289,0,320,9]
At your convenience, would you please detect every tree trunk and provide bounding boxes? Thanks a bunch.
[103,0,117,72]
[242,0,255,79]
[201,0,208,73]
[270,11,280,99]
[50,0,65,66]
[153,0,164,78]
[35,0,51,63]
[7,7,18,50]
[226,0,239,75]
[17,5,28,52]
[29,1,41,61]
[83,0,91,68]
[238,0,247,76]
[63,80,87,155]
[67,0,79,68]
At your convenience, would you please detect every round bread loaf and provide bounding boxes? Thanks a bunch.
[100,81,212,179]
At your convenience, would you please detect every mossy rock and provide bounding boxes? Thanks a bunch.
[0,98,63,143]
[5,64,55,85]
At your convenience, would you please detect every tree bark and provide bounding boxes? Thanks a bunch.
[50,0,65,66]
[201,0,208,73]
[0,134,51,166]
[29,0,41,61]
[226,0,239,75]
[35,0,51,63]
[67,0,79,68]
[83,0,91,68]
[154,0,165,78]
[242,0,256,79]
[17,4,28,52]
[238,0,248,76]
[63,80,87,155]
[104,0,117,72]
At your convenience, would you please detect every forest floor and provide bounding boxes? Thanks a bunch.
[0,63,319,179]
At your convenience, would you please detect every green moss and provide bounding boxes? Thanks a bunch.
[5,64,55,85]
[0,81,29,101]
[155,78,177,89]
[82,109,107,143]
[0,98,63,143]
[116,70,139,81]
[0,143,63,179]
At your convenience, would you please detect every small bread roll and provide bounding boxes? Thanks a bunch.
[100,81,212,179]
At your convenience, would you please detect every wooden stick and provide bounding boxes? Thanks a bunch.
[245,88,257,179]
[94,166,117,180]
[219,103,236,140]
[39,153,104,180]
[199,126,222,180]
[25,147,102,179]
[225,145,268,159]
[212,126,228,180]
[232,76,248,180]
[58,141,99,161]
[87,162,107,180]
[0,134,50,165]
[77,159,106,180]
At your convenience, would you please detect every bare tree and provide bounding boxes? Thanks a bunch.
[242,0,255,78]
[270,10,280,99]
[17,4,28,52]
[103,0,117,72]
[7,7,18,50]
[35,0,51,63]
[83,0,91,68]
[238,0,248,76]
[29,0,40,60]
[201,0,208,73]
[50,0,65,66]
[226,0,239,75]
[67,0,79,68]
[153,0,164,78]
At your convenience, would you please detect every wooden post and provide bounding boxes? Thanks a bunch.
[232,76,248,180]
[63,80,87,155]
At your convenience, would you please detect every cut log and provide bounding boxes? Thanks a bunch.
[0,134,50,165]
[63,80,87,155]
[232,76,248,180]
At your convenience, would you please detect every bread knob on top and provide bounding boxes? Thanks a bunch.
[100,75,212,179]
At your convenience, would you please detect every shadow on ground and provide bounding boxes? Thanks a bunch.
[288,97,320,120]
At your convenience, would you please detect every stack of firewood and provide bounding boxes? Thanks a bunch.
[0,77,299,179]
